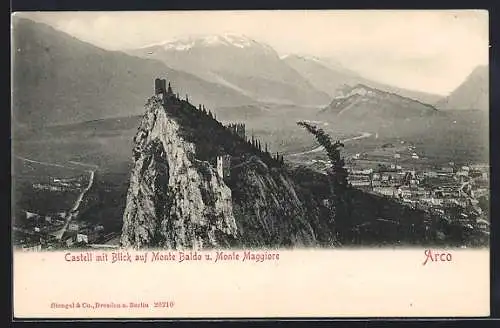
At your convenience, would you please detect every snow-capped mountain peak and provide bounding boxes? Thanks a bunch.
[141,34,266,51]
[280,54,321,62]
[333,84,377,99]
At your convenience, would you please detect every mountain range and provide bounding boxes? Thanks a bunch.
[11,16,489,130]
[126,34,332,106]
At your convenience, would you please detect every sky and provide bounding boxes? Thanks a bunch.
[15,10,489,95]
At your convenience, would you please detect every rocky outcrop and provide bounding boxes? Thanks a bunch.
[120,97,237,249]
[229,157,318,248]
[120,95,334,249]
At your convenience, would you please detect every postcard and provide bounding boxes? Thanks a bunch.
[11,10,490,318]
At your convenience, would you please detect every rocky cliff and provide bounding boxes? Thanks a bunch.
[121,96,328,249]
[121,97,238,249]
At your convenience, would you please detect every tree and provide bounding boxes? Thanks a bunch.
[297,121,350,241]
[297,121,348,190]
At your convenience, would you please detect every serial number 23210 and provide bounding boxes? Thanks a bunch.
[154,301,175,308]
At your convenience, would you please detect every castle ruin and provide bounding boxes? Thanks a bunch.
[226,123,246,140]
[154,78,176,105]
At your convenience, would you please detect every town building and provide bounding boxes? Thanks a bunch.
[439,167,454,174]
[65,237,74,247]
[21,244,42,252]
[419,197,443,206]
[77,234,89,244]
[26,211,38,220]
[397,187,412,199]
[373,186,397,197]
[350,168,373,175]
[350,180,371,187]
[68,223,79,232]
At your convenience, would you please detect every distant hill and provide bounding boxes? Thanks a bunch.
[283,54,442,105]
[435,66,488,111]
[11,18,255,127]
[126,34,331,106]
[319,84,437,120]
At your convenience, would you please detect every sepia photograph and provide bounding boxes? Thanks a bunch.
[11,10,490,318]
[12,10,489,251]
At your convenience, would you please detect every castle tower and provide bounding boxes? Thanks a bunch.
[154,78,163,95]
[154,78,167,102]
[216,155,231,180]
[217,156,224,179]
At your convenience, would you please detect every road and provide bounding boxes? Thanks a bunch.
[68,161,99,170]
[15,155,69,169]
[53,169,95,240]
[288,132,373,157]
